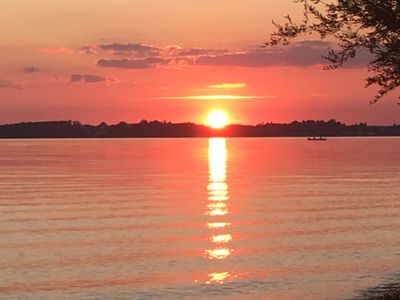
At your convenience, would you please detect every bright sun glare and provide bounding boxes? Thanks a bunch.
[207,110,228,129]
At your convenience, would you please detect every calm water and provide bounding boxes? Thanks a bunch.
[0,138,399,300]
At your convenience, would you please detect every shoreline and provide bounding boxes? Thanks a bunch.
[0,120,399,139]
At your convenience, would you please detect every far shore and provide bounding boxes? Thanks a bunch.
[0,120,400,139]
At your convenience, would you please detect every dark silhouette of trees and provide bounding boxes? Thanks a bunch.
[0,120,399,138]
[267,0,400,103]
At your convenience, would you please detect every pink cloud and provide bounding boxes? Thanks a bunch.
[70,74,116,84]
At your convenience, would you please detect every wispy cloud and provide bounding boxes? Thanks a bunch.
[80,43,161,56]
[98,43,160,55]
[86,40,368,70]
[153,95,275,100]
[70,74,114,84]
[0,79,23,90]
[21,66,41,73]
[208,83,247,89]
[195,45,327,68]
[195,41,370,68]
[79,45,97,55]
[97,57,170,69]
[178,48,228,56]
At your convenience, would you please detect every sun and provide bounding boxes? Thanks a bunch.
[207,110,228,129]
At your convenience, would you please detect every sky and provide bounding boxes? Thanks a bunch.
[0,0,399,125]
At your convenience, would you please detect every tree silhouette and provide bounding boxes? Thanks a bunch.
[267,0,400,103]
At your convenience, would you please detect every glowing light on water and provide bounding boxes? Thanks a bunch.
[205,248,233,260]
[203,138,236,283]
[207,222,231,229]
[206,272,234,284]
[211,234,232,244]
[208,208,228,216]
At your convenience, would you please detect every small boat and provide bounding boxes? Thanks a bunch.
[308,136,327,141]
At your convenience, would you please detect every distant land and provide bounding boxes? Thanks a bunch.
[0,120,399,138]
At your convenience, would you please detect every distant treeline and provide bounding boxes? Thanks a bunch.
[0,120,399,138]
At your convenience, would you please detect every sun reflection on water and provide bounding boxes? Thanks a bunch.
[205,248,233,260]
[206,271,239,284]
[207,202,227,209]
[203,138,236,283]
[208,139,227,182]
[206,272,236,284]
[207,222,232,229]
[211,234,232,244]
[208,208,229,216]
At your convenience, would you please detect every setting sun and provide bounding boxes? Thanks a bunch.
[207,111,228,129]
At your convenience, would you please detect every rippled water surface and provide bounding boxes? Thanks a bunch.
[0,138,399,300]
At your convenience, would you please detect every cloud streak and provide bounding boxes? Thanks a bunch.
[80,43,161,56]
[21,66,41,73]
[153,95,275,100]
[195,41,371,68]
[0,79,23,90]
[79,45,97,55]
[98,43,160,55]
[97,57,169,69]
[88,40,368,70]
[208,83,247,89]
[178,48,228,56]
[70,74,114,83]
[195,44,329,68]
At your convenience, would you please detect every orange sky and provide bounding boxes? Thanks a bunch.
[0,0,399,125]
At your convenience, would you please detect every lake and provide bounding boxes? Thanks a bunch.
[0,138,399,299]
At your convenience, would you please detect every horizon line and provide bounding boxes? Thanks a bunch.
[0,119,395,127]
